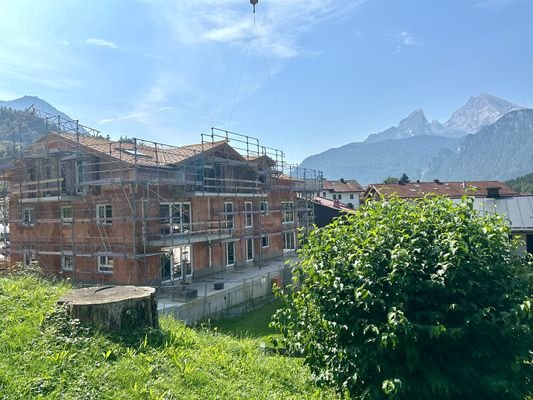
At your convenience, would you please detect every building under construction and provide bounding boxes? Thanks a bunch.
[4,108,322,285]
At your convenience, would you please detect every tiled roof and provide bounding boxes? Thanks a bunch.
[37,132,231,167]
[313,196,355,212]
[366,181,518,199]
[323,179,364,192]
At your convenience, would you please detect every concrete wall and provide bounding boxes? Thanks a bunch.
[159,268,285,324]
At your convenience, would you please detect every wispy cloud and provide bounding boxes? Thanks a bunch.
[85,38,119,49]
[156,0,367,58]
[391,30,422,54]
[399,31,418,46]
[476,0,523,10]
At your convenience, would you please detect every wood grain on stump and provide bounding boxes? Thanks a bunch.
[58,286,158,332]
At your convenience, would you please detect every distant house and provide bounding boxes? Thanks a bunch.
[312,196,355,228]
[318,179,364,209]
[363,180,518,200]
[362,180,532,255]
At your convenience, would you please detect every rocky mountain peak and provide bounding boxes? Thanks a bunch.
[444,93,521,134]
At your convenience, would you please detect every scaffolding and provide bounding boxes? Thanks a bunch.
[3,107,323,285]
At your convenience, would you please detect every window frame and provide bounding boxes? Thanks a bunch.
[159,202,192,236]
[260,201,269,215]
[23,251,34,266]
[246,238,254,262]
[61,255,74,271]
[61,205,73,224]
[261,234,270,248]
[224,202,234,229]
[96,204,113,225]
[97,255,114,274]
[244,201,253,227]
[225,241,236,267]
[22,207,34,226]
[281,201,295,224]
[283,231,296,252]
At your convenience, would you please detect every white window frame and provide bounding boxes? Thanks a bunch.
[224,202,234,229]
[338,194,342,200]
[96,204,113,225]
[322,191,326,197]
[246,238,254,262]
[226,241,236,267]
[159,202,192,236]
[97,256,114,273]
[333,194,337,200]
[283,231,296,252]
[23,208,34,226]
[262,234,270,248]
[62,205,73,224]
[244,201,253,227]
[281,201,294,224]
[260,201,269,215]
[350,193,354,200]
[61,255,74,271]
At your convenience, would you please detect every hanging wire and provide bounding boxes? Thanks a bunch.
[252,13,293,162]
[226,12,255,129]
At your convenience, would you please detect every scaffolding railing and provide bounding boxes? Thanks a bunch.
[5,108,324,284]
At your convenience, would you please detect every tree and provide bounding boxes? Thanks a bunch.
[398,173,410,184]
[273,196,532,399]
[384,176,398,184]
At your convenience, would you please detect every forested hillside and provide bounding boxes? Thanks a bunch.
[0,107,53,159]
[506,172,533,193]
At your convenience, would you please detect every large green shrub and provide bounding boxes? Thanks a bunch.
[273,196,532,399]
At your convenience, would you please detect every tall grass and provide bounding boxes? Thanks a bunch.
[0,275,335,399]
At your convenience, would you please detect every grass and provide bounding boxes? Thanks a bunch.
[210,299,283,343]
[0,274,336,399]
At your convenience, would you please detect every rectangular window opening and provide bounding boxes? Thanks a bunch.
[245,202,253,227]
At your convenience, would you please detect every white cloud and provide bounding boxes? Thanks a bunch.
[85,38,119,49]
[154,0,367,58]
[392,31,422,54]
[399,31,419,47]
[476,0,522,9]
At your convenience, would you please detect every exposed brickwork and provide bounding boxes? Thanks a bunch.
[8,133,313,286]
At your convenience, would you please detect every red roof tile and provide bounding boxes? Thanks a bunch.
[365,181,518,199]
[323,179,364,192]
[313,196,356,212]
[33,132,231,167]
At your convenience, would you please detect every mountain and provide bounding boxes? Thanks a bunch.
[299,94,528,183]
[0,95,73,122]
[365,109,432,143]
[300,135,459,184]
[506,172,533,194]
[442,93,521,134]
[425,109,533,181]
[364,94,521,144]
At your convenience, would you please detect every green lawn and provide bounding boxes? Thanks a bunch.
[210,299,283,343]
[0,274,335,399]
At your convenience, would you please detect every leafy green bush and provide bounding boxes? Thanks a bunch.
[273,196,532,399]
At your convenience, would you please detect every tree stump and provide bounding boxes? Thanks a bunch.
[58,286,158,332]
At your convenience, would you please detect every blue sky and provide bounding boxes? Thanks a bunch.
[1,0,532,163]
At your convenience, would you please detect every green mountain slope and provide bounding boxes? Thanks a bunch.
[426,109,533,181]
[506,171,533,193]
[300,135,459,184]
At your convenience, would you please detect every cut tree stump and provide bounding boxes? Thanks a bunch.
[58,285,158,332]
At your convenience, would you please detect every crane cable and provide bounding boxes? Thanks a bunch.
[251,4,293,162]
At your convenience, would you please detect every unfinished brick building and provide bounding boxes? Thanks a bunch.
[6,110,322,286]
